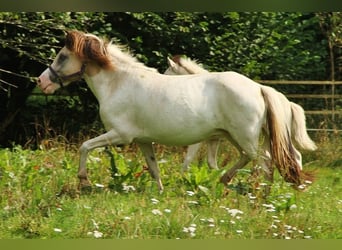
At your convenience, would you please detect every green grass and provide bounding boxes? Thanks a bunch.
[0,136,341,239]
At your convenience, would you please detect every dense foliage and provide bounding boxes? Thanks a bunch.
[0,12,341,147]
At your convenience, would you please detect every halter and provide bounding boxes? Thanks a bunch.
[48,64,86,87]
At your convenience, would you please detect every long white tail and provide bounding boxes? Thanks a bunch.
[261,86,313,186]
[290,102,317,151]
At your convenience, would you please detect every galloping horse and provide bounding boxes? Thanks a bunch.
[37,31,314,191]
[164,55,317,182]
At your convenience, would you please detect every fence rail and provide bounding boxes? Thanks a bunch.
[258,80,341,132]
[29,80,342,132]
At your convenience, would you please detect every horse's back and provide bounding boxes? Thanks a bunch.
[131,71,265,145]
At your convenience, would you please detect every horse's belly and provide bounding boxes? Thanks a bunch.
[135,126,224,146]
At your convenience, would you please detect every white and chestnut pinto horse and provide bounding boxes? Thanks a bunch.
[37,31,315,191]
[164,55,317,181]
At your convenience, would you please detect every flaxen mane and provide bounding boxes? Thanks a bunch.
[65,30,157,72]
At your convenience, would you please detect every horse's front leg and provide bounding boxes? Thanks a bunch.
[78,130,129,189]
[138,142,163,192]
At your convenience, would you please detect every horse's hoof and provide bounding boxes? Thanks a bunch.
[78,180,92,194]
[220,174,231,185]
[80,184,92,194]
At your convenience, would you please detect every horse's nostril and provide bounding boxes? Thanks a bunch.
[37,77,41,85]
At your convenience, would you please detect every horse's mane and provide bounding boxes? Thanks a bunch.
[106,42,157,72]
[65,30,157,72]
[172,55,208,74]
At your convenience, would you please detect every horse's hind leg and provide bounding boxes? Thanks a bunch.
[182,143,202,172]
[257,134,274,182]
[220,153,250,184]
[207,139,219,170]
[219,129,259,185]
[138,142,164,192]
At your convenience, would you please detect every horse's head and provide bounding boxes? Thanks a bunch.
[164,56,190,75]
[37,30,112,94]
[164,55,207,75]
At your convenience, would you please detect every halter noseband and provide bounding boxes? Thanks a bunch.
[48,64,86,87]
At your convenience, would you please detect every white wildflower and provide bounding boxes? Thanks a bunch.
[227,208,244,217]
[95,183,104,188]
[164,209,171,213]
[54,228,62,233]
[93,230,103,238]
[186,190,195,196]
[151,198,159,204]
[262,203,276,212]
[152,209,162,215]
[124,216,131,220]
[183,224,197,237]
[248,193,256,200]
[236,230,243,234]
[187,200,199,205]
[122,183,136,192]
[289,204,297,210]
[207,218,215,223]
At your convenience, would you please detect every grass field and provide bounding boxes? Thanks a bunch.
[0,133,341,239]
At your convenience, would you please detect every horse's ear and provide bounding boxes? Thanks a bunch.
[167,57,177,68]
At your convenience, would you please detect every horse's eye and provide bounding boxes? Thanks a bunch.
[57,53,68,64]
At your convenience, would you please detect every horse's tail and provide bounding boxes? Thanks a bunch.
[261,86,313,186]
[290,102,317,151]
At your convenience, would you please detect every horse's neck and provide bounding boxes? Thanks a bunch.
[84,70,121,102]
[84,66,157,105]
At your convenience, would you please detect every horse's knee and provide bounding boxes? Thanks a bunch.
[79,141,90,155]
